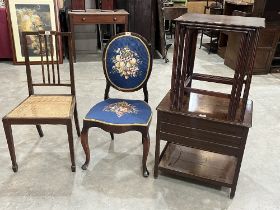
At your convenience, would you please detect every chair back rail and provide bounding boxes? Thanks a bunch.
[22,31,76,96]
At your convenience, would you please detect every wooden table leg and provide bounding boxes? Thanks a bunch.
[154,124,160,178]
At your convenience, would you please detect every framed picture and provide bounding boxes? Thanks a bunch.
[6,0,61,64]
[0,0,5,8]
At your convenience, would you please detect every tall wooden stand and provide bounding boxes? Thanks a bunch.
[154,13,265,198]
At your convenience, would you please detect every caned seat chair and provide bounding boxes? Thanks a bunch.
[2,31,80,172]
[81,32,153,177]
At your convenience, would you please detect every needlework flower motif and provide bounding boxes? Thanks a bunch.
[112,47,141,79]
[103,101,138,117]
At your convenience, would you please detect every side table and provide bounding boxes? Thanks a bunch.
[68,9,129,62]
[154,92,253,198]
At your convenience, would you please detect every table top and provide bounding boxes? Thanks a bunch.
[163,5,187,10]
[69,9,129,15]
[175,13,265,29]
[157,91,253,127]
[225,0,254,6]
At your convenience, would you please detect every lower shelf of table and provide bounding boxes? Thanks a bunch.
[158,143,237,187]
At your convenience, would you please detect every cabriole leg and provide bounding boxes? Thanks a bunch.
[142,132,150,177]
[81,125,90,170]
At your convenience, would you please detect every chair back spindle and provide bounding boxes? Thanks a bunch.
[22,31,76,96]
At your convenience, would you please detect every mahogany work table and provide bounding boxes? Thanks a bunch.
[154,13,264,198]
[154,92,253,198]
[68,9,129,62]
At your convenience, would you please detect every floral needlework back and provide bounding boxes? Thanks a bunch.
[112,47,141,79]
[105,35,150,90]
[103,101,138,117]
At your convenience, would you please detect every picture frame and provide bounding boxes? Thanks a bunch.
[6,0,62,64]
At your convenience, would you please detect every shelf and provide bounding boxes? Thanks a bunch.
[159,143,237,186]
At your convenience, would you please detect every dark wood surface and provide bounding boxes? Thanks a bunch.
[156,0,167,61]
[80,33,153,177]
[2,31,81,173]
[101,0,117,10]
[163,6,188,20]
[128,0,157,52]
[154,91,252,198]
[159,143,237,185]
[71,0,86,11]
[158,92,253,127]
[175,13,265,28]
[68,9,129,62]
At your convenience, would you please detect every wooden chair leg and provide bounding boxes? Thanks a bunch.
[74,104,81,137]
[67,121,76,172]
[36,125,44,137]
[81,126,90,170]
[2,120,18,172]
[110,132,114,140]
[142,132,150,177]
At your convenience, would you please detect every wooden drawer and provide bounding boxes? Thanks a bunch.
[72,14,126,24]
[158,111,245,137]
[160,122,242,148]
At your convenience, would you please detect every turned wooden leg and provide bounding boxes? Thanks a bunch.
[142,132,150,177]
[154,128,160,178]
[2,120,18,172]
[67,121,76,172]
[110,132,114,140]
[36,125,44,137]
[74,104,81,137]
[81,126,90,170]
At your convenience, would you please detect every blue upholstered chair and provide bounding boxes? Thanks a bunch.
[81,32,153,177]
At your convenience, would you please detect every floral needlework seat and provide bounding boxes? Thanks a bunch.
[81,32,153,177]
[85,99,152,126]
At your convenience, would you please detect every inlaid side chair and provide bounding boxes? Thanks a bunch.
[81,32,153,177]
[2,31,80,172]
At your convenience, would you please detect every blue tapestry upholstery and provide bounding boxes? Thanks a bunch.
[104,34,151,91]
[84,99,152,126]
